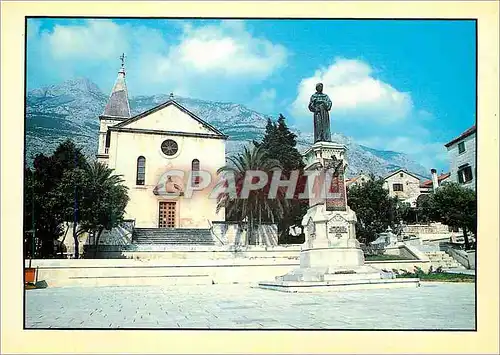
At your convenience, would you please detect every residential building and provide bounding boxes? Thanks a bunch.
[345,172,371,189]
[444,125,476,191]
[383,169,422,201]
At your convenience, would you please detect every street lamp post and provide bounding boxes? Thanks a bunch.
[30,177,35,266]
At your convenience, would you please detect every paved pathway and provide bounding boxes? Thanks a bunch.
[25,282,475,330]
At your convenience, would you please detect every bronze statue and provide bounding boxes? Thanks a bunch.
[308,83,332,143]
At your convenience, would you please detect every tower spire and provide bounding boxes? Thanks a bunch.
[102,54,131,118]
[119,53,126,75]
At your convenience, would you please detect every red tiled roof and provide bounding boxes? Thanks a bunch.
[445,125,476,148]
[420,172,451,188]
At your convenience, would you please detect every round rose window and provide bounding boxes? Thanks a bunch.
[161,139,178,156]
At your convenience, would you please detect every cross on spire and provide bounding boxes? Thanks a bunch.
[119,53,126,68]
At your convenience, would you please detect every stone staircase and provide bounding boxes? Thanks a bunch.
[132,228,215,246]
[425,251,466,269]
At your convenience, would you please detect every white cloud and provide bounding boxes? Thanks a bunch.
[249,88,277,114]
[159,21,287,79]
[291,58,413,122]
[32,20,287,99]
[42,20,127,60]
[289,57,443,171]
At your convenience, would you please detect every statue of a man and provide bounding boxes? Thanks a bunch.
[308,83,332,143]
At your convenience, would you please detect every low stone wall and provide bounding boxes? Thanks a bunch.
[383,244,430,261]
[402,222,461,242]
[467,251,476,269]
[447,248,476,269]
[85,244,302,260]
[25,250,431,288]
[368,260,432,273]
[26,258,298,287]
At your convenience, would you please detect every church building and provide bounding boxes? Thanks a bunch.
[96,59,227,229]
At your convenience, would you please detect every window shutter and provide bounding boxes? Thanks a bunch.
[458,171,464,183]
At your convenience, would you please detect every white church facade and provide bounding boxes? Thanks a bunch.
[96,62,226,229]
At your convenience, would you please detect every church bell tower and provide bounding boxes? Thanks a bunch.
[97,53,131,164]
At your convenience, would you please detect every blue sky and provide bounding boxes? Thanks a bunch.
[27,18,476,172]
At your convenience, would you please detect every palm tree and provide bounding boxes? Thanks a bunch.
[80,161,129,256]
[216,145,288,245]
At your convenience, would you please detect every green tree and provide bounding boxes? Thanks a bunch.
[24,139,129,259]
[347,177,399,244]
[216,145,288,245]
[53,167,85,257]
[255,114,307,244]
[255,114,304,172]
[26,141,85,259]
[80,161,129,256]
[30,140,87,258]
[415,194,434,223]
[55,161,129,258]
[424,182,476,250]
[253,117,278,151]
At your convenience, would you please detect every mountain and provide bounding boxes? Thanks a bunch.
[25,78,430,179]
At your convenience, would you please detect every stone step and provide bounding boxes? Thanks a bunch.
[133,239,214,244]
[430,262,465,269]
[132,240,214,245]
[132,228,215,246]
[133,235,213,240]
[134,228,211,233]
[133,236,214,240]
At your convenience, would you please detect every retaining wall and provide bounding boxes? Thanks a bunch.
[447,248,476,269]
[25,253,431,288]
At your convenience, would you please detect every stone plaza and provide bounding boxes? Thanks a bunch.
[25,282,475,330]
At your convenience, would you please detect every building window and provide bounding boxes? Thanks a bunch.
[399,172,404,178]
[191,159,200,186]
[458,141,466,154]
[105,131,111,154]
[136,156,146,185]
[457,164,473,184]
[393,183,404,192]
[161,139,178,156]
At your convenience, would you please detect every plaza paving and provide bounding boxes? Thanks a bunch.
[25,282,475,330]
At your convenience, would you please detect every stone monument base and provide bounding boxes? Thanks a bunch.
[258,277,420,293]
[258,217,420,292]
[258,250,420,292]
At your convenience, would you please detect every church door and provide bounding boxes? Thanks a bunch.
[158,201,176,228]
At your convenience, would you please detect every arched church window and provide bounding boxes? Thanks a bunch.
[136,156,146,185]
[192,159,200,187]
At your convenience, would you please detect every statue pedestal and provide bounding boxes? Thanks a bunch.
[303,141,347,171]
[258,141,420,292]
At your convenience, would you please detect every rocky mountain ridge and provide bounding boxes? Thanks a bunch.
[25,78,430,179]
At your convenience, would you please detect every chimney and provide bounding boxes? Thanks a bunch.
[431,168,439,191]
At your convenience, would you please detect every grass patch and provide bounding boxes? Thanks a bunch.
[397,272,475,283]
[365,254,415,261]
